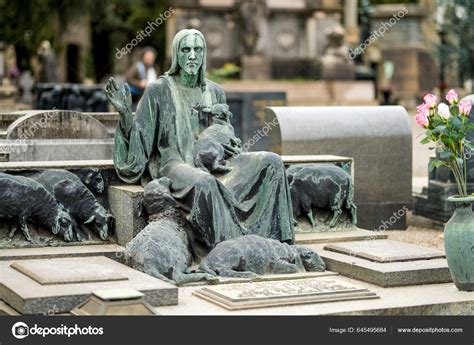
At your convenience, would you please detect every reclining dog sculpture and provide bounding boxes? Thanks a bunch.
[31,170,112,241]
[125,178,218,285]
[0,172,74,242]
[199,234,326,279]
[287,164,357,227]
[193,104,242,174]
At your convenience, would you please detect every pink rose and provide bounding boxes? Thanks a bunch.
[416,102,429,117]
[445,89,458,104]
[459,99,472,116]
[423,93,438,108]
[415,113,429,128]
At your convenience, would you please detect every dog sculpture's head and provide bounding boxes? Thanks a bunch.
[295,246,326,272]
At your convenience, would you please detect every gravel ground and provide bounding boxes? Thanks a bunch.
[387,226,444,251]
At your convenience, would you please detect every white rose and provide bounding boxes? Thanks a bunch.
[438,102,450,119]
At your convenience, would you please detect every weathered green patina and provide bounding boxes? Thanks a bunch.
[444,196,474,291]
[106,29,294,250]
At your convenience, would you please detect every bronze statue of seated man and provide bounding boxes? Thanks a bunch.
[106,29,294,252]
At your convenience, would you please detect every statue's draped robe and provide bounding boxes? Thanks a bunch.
[114,75,294,250]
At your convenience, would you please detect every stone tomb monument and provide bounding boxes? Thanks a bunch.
[0,110,113,162]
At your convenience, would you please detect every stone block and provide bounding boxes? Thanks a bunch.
[108,185,147,246]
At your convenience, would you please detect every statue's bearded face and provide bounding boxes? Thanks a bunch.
[178,34,204,76]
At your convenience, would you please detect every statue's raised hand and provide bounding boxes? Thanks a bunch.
[105,77,133,133]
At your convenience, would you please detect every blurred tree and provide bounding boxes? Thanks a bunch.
[90,0,167,82]
[438,0,474,92]
[0,0,167,82]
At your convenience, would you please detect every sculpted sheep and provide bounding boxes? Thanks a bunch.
[31,170,113,241]
[199,234,326,279]
[125,178,217,285]
[73,168,106,194]
[287,164,357,228]
[0,172,74,242]
[193,104,241,174]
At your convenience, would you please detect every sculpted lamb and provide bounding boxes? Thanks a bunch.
[193,104,241,174]
[31,170,113,241]
[287,164,357,227]
[0,172,74,242]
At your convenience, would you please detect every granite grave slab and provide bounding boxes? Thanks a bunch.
[0,256,178,315]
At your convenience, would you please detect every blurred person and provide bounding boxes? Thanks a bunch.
[37,41,58,83]
[126,47,158,109]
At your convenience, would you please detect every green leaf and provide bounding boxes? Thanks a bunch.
[432,125,447,133]
[420,137,431,144]
[428,159,446,172]
[456,157,464,166]
[439,151,453,159]
[451,116,462,129]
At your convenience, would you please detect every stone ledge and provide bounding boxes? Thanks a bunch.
[0,244,125,262]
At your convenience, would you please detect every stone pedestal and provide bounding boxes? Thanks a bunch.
[241,55,271,80]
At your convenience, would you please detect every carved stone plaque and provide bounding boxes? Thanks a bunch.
[193,277,378,310]
[324,240,445,263]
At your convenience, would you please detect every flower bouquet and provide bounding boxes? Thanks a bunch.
[416,90,473,197]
